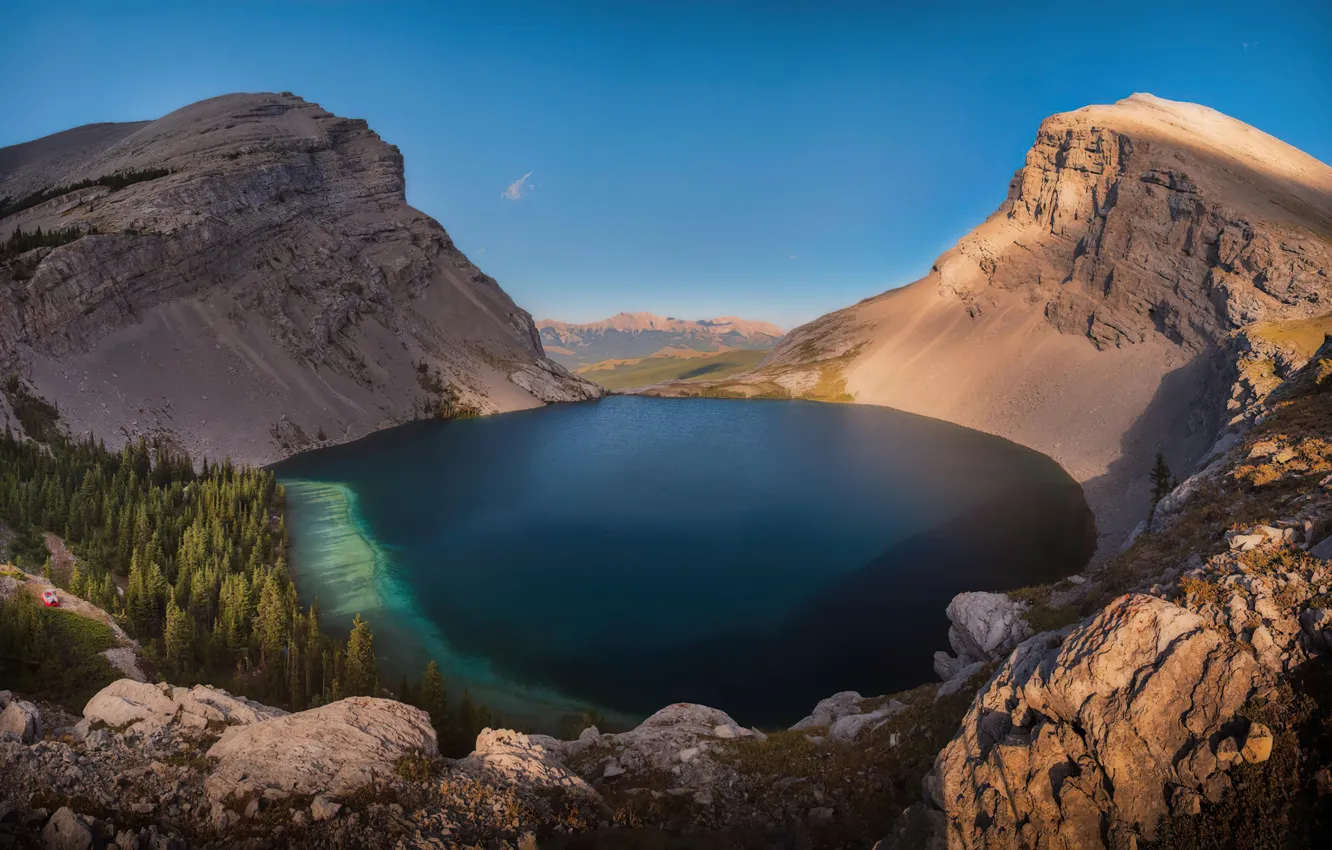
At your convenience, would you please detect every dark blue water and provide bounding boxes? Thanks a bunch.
[273,396,1093,731]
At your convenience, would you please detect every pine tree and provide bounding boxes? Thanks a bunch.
[457,688,478,748]
[343,613,377,697]
[164,599,194,672]
[420,660,448,730]
[1149,451,1174,515]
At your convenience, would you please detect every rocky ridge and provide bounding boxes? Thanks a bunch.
[885,335,1332,848]
[0,92,600,466]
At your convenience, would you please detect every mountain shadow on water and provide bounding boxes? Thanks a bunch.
[499,479,1096,728]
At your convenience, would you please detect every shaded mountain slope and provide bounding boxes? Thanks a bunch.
[0,92,599,464]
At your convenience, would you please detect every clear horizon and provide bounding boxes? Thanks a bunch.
[3,0,1330,329]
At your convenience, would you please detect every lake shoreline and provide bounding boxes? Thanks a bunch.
[273,396,1094,728]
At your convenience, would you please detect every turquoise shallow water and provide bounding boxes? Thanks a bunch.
[273,396,1094,731]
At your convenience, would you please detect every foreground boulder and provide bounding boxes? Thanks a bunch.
[572,703,754,782]
[790,691,864,731]
[790,690,906,743]
[457,728,601,799]
[83,679,285,736]
[205,696,437,803]
[41,806,93,850]
[899,594,1266,847]
[0,699,41,743]
[931,591,1032,681]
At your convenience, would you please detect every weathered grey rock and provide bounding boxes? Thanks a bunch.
[457,728,599,799]
[42,806,92,850]
[83,680,179,733]
[828,701,906,744]
[0,691,12,711]
[84,679,283,738]
[205,696,436,802]
[790,691,864,731]
[949,592,1033,660]
[504,700,753,808]
[640,703,741,731]
[0,699,41,743]
[932,592,1032,680]
[168,684,286,726]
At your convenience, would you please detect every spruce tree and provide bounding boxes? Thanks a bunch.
[343,613,377,697]
[164,599,194,672]
[1149,451,1174,514]
[421,660,448,730]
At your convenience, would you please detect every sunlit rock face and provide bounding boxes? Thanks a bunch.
[648,94,1332,554]
[0,92,600,464]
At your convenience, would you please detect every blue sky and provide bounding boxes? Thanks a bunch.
[3,1,1330,329]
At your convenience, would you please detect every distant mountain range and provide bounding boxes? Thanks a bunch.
[537,312,784,369]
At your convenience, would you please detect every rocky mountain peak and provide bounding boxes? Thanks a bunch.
[639,95,1332,554]
[933,91,1332,352]
[0,92,600,464]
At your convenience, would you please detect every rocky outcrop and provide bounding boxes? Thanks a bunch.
[456,728,601,800]
[931,591,1031,681]
[918,595,1267,846]
[645,94,1332,554]
[205,696,437,803]
[83,679,285,737]
[0,92,600,464]
[790,690,868,731]
[541,702,759,793]
[790,691,907,744]
[888,343,1332,849]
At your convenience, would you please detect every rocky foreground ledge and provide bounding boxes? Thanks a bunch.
[0,670,964,849]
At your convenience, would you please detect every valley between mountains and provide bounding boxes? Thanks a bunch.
[2,91,1332,850]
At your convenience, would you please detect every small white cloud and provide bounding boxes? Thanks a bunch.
[789,254,798,260]
[503,171,534,201]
